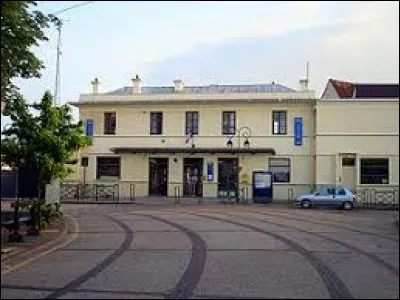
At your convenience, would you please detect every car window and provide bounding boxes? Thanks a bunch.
[327,188,335,195]
[336,188,346,196]
[316,187,334,196]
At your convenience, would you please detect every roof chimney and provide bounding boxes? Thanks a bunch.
[173,79,184,92]
[132,74,142,94]
[91,77,99,94]
[299,78,309,91]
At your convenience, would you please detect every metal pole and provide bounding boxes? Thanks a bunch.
[54,21,62,106]
[83,166,87,197]
[236,129,241,204]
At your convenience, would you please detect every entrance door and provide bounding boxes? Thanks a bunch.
[218,158,238,198]
[149,158,168,196]
[340,155,357,192]
[183,158,203,197]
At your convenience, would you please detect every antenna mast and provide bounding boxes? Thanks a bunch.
[306,61,310,82]
[54,20,62,106]
[51,1,95,106]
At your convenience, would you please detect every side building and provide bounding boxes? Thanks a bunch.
[318,79,399,202]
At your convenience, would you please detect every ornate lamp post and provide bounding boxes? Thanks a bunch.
[225,126,252,203]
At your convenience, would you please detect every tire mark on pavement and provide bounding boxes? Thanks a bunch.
[44,216,133,299]
[191,212,353,300]
[263,208,392,231]
[2,284,281,299]
[133,213,207,300]
[249,209,399,242]
[227,211,399,277]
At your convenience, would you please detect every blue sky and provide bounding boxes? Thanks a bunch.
[3,1,399,125]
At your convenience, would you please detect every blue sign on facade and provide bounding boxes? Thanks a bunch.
[85,119,94,137]
[207,162,214,181]
[294,117,303,146]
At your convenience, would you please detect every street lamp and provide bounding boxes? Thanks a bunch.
[225,126,252,203]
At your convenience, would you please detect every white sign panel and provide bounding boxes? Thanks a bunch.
[254,173,271,188]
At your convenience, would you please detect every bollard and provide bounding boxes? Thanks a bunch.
[130,184,136,203]
[174,186,180,204]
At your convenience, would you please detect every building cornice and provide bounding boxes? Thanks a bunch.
[70,92,316,107]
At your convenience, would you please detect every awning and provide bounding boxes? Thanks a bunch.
[110,147,276,155]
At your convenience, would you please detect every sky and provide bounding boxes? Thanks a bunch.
[2,1,399,126]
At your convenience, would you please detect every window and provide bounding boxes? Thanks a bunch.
[269,158,290,182]
[150,112,163,135]
[97,157,120,179]
[104,112,116,135]
[342,157,355,166]
[185,112,199,135]
[272,111,287,135]
[336,188,346,196]
[360,158,389,184]
[222,111,236,135]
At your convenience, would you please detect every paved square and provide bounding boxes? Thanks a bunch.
[1,204,399,299]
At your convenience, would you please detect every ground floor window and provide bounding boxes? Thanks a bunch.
[269,158,290,182]
[360,158,389,184]
[97,157,120,179]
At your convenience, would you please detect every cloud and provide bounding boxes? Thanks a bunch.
[144,1,399,96]
[2,0,398,128]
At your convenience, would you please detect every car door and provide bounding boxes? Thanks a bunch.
[313,187,332,206]
[334,187,348,206]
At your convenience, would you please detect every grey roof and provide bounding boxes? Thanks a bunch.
[106,83,295,95]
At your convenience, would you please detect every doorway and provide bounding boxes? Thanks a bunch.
[340,154,357,191]
[218,158,238,197]
[183,158,203,197]
[149,158,168,196]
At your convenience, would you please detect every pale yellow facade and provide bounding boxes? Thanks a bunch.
[315,99,399,191]
[69,80,399,202]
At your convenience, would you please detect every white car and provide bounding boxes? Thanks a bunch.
[294,186,355,210]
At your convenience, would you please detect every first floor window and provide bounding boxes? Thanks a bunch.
[150,112,163,135]
[222,111,236,135]
[186,111,199,135]
[269,158,290,182]
[360,158,389,184]
[97,157,120,179]
[272,111,287,135]
[104,112,116,135]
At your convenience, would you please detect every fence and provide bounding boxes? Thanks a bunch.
[60,183,120,203]
[60,181,399,209]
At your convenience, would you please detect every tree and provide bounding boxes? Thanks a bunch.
[1,91,90,198]
[1,1,58,112]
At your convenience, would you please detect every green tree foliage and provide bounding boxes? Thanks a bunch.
[1,91,90,197]
[1,1,58,109]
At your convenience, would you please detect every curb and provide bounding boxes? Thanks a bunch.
[1,214,79,275]
[1,218,67,263]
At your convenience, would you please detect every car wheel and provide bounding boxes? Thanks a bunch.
[343,201,353,210]
[301,199,311,209]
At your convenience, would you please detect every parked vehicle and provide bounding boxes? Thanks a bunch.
[294,185,355,210]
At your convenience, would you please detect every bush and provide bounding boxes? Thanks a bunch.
[37,199,63,228]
